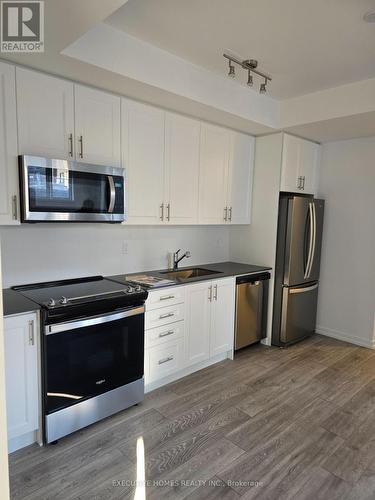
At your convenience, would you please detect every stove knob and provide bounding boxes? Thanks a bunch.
[60,296,68,305]
[134,285,142,292]
[127,286,134,293]
[48,298,56,307]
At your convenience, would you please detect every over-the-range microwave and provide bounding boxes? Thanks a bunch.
[19,155,126,223]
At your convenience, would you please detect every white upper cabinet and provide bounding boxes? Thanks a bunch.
[280,133,300,192]
[226,132,254,224]
[300,139,320,194]
[164,113,200,224]
[0,62,19,225]
[17,67,74,159]
[122,99,165,224]
[75,85,121,167]
[280,133,320,195]
[198,123,230,224]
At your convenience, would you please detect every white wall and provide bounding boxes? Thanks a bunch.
[62,23,279,129]
[0,225,230,288]
[229,134,283,344]
[316,137,375,348]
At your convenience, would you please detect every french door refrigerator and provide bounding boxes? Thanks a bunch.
[272,194,325,346]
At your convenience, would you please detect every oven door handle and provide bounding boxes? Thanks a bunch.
[108,176,116,213]
[45,306,144,335]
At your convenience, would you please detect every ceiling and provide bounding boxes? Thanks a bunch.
[105,0,375,100]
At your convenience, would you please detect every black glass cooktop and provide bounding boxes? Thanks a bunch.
[12,276,142,308]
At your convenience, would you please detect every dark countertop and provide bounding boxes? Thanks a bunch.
[3,261,271,317]
[108,261,271,288]
[2,288,40,317]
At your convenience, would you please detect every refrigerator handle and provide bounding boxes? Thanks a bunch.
[304,202,314,279]
[308,201,317,278]
[289,283,319,294]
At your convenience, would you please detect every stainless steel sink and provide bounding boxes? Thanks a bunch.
[160,267,220,280]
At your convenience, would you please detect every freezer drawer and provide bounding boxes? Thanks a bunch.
[280,282,319,344]
[235,275,269,350]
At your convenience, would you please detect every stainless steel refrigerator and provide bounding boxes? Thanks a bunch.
[272,194,325,346]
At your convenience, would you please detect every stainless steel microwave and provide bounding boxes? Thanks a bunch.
[19,155,125,222]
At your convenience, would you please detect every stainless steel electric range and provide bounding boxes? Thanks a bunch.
[13,276,148,444]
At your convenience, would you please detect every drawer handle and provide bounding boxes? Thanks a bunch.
[159,295,175,301]
[159,330,174,338]
[158,356,174,365]
[159,312,175,319]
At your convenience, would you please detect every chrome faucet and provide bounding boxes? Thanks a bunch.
[173,249,191,270]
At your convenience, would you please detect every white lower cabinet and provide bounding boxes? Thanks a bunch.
[210,278,236,357]
[144,278,235,389]
[4,312,39,452]
[185,277,235,366]
[184,281,211,365]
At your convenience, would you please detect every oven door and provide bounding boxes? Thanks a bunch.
[20,155,125,222]
[44,307,144,415]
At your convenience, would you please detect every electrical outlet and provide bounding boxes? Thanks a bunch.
[122,242,128,255]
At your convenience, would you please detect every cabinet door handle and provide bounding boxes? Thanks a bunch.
[302,176,305,190]
[166,203,170,221]
[78,135,83,158]
[160,203,164,221]
[228,207,232,222]
[159,295,175,301]
[159,312,174,319]
[224,207,228,221]
[12,195,18,220]
[28,320,35,346]
[159,330,174,338]
[208,285,212,302]
[158,356,174,365]
[68,133,73,157]
[213,284,218,301]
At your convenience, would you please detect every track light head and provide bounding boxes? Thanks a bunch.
[247,71,253,87]
[260,81,267,94]
[228,61,235,78]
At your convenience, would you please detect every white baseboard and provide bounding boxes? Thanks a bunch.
[316,325,375,349]
[8,431,37,454]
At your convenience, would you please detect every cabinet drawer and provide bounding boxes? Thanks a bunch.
[145,320,184,349]
[146,286,185,310]
[145,303,184,330]
[145,338,184,384]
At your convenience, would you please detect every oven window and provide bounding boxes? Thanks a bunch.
[27,162,124,214]
[45,313,144,414]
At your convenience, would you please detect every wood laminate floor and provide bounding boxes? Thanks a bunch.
[9,335,375,500]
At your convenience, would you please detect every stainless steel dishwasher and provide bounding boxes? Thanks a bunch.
[235,272,270,350]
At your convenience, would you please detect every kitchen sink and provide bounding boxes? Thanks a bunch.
[160,267,221,280]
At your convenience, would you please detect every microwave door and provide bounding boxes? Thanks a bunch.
[20,155,125,222]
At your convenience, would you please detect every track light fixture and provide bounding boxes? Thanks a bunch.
[228,61,235,78]
[224,53,272,93]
